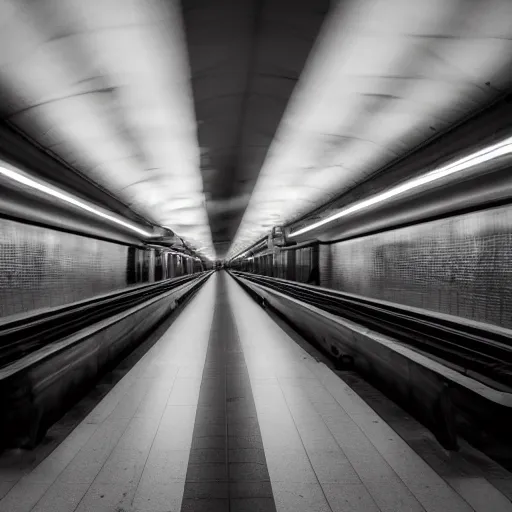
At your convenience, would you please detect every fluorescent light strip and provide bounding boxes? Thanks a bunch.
[290,137,512,238]
[231,238,267,261]
[0,165,153,237]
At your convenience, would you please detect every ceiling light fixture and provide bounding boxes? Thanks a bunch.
[0,164,154,237]
[232,245,260,262]
[290,136,512,238]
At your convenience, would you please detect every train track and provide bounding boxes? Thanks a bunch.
[0,272,211,369]
[233,272,512,389]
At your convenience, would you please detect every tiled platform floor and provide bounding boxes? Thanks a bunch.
[0,271,511,512]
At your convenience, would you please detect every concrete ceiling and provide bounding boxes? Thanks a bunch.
[0,0,511,260]
[182,0,329,257]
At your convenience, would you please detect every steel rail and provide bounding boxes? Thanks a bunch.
[0,272,212,368]
[232,271,512,388]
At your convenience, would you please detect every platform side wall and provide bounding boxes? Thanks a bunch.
[0,217,128,317]
[319,204,512,329]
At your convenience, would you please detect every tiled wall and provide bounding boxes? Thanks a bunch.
[319,205,512,329]
[0,218,128,318]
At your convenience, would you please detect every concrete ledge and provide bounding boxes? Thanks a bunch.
[234,274,512,461]
[0,273,210,450]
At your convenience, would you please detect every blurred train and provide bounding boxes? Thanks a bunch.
[228,244,318,284]
[228,227,319,285]
[127,245,210,284]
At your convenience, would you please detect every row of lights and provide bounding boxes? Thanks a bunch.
[289,136,512,237]
[231,135,512,258]
[0,164,153,237]
[0,162,212,262]
[4,134,510,257]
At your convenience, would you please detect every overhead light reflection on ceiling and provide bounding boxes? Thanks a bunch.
[0,164,154,237]
[290,136,512,237]
[228,0,512,259]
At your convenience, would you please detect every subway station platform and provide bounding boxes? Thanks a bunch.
[1,272,511,512]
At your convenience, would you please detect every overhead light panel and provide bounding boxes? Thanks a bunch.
[290,136,512,238]
[0,164,153,237]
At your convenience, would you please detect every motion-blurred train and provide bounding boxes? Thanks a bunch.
[127,245,207,284]
[228,227,319,285]
[125,227,214,284]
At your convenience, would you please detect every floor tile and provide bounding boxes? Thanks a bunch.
[198,392,226,406]
[183,482,229,500]
[297,423,340,452]
[308,450,361,484]
[192,436,227,451]
[230,497,277,512]
[57,418,131,484]
[228,449,266,464]
[448,477,512,512]
[194,407,227,426]
[353,416,474,511]
[362,476,425,512]
[57,456,105,485]
[287,402,321,424]
[108,380,152,419]
[228,435,265,450]
[322,483,380,512]
[230,462,270,482]
[189,449,226,464]
[230,481,274,499]
[271,482,331,512]
[22,424,98,486]
[140,449,190,484]
[94,448,147,485]
[74,482,136,512]
[180,498,229,511]
[20,458,70,486]
[154,422,196,450]
[134,387,174,419]
[186,463,228,482]
[115,416,160,453]
[256,414,298,432]
[0,481,48,512]
[257,427,304,452]
[193,424,226,439]
[31,482,89,512]
[178,365,206,378]
[266,451,317,484]
[132,480,185,511]
[229,423,262,438]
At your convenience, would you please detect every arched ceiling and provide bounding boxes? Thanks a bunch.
[0,0,214,258]
[0,0,511,260]
[182,0,329,257]
[228,0,512,257]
